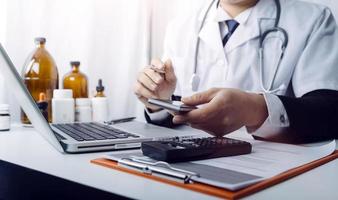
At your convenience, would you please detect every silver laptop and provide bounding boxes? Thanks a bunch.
[0,43,199,153]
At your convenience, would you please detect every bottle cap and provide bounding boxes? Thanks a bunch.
[53,89,73,99]
[70,61,81,67]
[34,37,46,45]
[76,98,91,106]
[37,93,48,110]
[0,104,9,114]
[96,79,105,92]
[37,101,48,110]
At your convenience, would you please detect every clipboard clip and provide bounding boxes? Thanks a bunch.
[119,157,200,184]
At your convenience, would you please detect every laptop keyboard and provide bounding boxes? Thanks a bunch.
[52,122,140,141]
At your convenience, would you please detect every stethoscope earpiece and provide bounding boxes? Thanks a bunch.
[190,74,200,92]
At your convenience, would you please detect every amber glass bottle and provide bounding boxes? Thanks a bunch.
[63,61,88,98]
[21,37,59,124]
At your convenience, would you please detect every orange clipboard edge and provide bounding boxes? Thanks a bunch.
[91,150,338,200]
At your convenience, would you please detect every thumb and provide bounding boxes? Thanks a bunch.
[164,59,176,82]
[182,88,219,106]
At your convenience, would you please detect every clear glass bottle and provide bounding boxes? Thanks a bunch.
[21,37,59,124]
[63,61,88,99]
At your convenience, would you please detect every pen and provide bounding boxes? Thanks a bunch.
[119,158,195,184]
[104,117,136,125]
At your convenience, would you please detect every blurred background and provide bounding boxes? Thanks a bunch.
[0,0,337,122]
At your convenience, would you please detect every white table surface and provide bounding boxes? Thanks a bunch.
[0,124,337,200]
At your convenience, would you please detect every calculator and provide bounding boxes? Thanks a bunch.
[141,137,252,163]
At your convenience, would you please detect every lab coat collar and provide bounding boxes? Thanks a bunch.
[198,0,277,54]
[197,0,223,54]
[214,5,252,26]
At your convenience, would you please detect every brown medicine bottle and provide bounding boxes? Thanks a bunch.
[21,37,59,124]
[63,61,88,98]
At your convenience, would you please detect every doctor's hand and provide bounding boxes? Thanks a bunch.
[172,88,268,137]
[134,58,177,111]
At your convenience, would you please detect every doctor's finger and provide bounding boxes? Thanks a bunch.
[173,101,219,124]
[144,67,164,84]
[137,96,153,106]
[182,88,219,105]
[173,109,210,124]
[137,72,159,92]
[137,96,163,111]
[163,59,176,82]
[151,58,165,70]
[134,81,157,99]
[137,96,148,105]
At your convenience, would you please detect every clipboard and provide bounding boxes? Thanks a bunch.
[91,150,338,200]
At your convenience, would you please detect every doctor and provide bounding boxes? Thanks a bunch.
[134,0,338,142]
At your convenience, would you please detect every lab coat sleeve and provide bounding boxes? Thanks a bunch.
[252,90,338,143]
[292,8,338,97]
[250,8,338,141]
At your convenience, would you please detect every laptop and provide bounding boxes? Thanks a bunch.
[0,43,199,153]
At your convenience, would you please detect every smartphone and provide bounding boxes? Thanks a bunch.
[148,99,197,112]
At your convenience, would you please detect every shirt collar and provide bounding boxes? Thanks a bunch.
[214,5,253,26]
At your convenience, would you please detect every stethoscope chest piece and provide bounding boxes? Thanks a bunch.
[190,74,200,92]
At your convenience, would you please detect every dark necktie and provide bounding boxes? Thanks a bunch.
[222,20,239,47]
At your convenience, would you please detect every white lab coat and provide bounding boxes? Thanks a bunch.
[162,0,338,98]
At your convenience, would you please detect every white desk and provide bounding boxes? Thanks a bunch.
[0,124,337,200]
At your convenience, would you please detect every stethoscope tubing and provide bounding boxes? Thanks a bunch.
[192,0,288,93]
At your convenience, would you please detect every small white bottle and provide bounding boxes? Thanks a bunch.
[0,104,10,131]
[52,89,75,123]
[75,98,92,122]
[92,97,108,122]
[92,79,109,122]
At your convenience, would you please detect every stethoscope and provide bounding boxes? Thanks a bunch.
[191,0,289,93]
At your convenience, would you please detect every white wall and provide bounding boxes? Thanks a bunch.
[1,0,151,121]
[0,0,8,104]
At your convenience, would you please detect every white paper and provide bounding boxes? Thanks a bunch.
[103,128,337,190]
[193,138,336,178]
